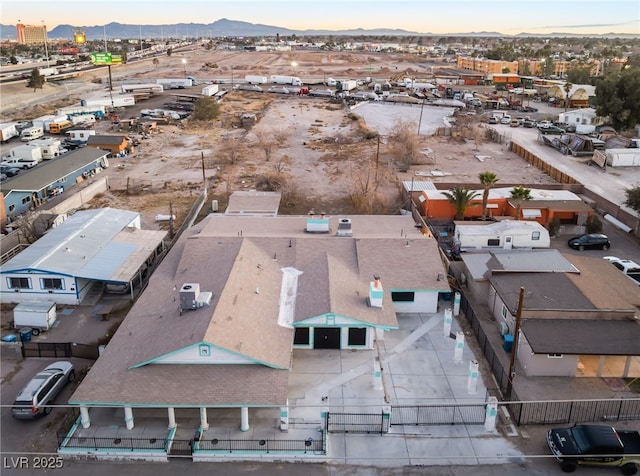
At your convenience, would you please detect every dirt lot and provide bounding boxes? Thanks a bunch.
[1,49,558,230]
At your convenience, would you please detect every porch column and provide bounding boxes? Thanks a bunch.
[280,400,289,432]
[80,406,90,429]
[484,397,498,433]
[167,407,176,429]
[373,357,383,391]
[240,407,250,432]
[454,331,465,364]
[623,356,632,378]
[199,407,209,431]
[597,355,606,378]
[124,406,134,430]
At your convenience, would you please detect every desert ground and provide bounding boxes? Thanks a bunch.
[1,49,558,230]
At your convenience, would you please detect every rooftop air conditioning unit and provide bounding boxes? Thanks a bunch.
[336,218,352,237]
[180,283,200,310]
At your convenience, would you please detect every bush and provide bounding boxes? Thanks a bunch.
[585,214,603,234]
[548,217,561,237]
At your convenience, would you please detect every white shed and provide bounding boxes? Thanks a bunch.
[557,107,598,134]
[455,220,550,250]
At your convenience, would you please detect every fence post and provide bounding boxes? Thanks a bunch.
[484,397,498,432]
[382,406,391,434]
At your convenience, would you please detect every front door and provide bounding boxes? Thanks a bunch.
[314,328,341,349]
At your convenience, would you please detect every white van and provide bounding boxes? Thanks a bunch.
[20,126,44,142]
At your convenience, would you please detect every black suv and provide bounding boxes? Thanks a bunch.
[568,233,610,251]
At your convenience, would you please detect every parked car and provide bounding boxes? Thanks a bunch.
[500,115,512,125]
[523,119,536,128]
[539,125,566,135]
[603,256,640,286]
[12,361,75,419]
[488,116,498,124]
[509,119,521,127]
[568,233,610,251]
[0,164,20,177]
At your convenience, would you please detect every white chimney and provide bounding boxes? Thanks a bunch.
[369,275,383,308]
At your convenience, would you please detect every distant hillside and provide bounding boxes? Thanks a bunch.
[0,19,636,41]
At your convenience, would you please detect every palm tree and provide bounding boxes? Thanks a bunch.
[478,171,499,221]
[563,81,573,111]
[442,186,480,221]
[510,186,532,220]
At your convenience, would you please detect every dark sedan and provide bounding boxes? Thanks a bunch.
[568,233,610,251]
[0,164,20,177]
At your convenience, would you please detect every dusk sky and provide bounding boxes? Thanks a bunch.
[3,0,639,36]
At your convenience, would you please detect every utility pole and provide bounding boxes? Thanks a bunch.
[201,152,206,191]
[505,287,525,400]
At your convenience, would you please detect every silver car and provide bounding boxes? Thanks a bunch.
[12,361,75,419]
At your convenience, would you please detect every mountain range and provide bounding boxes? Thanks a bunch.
[0,18,635,41]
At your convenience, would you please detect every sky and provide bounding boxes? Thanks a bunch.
[2,0,639,36]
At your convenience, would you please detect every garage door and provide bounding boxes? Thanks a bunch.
[314,328,341,349]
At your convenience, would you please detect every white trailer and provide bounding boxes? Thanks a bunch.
[270,75,302,86]
[0,123,19,142]
[66,129,96,142]
[12,302,57,335]
[81,96,135,108]
[31,115,56,131]
[599,148,640,167]
[245,75,268,84]
[29,138,66,159]
[120,84,164,94]
[4,144,43,162]
[454,220,550,250]
[201,84,219,96]
[37,67,59,77]
[43,114,70,132]
[155,78,193,89]
[338,80,358,92]
[20,126,44,141]
[59,105,107,118]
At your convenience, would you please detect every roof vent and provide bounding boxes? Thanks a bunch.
[336,218,352,237]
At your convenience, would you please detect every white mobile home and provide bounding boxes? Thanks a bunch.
[455,220,550,250]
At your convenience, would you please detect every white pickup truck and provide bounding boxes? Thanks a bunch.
[603,257,640,286]
[0,157,38,169]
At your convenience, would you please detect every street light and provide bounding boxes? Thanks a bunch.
[181,58,187,78]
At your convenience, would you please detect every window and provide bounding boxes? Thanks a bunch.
[487,238,500,246]
[501,305,508,319]
[8,277,31,289]
[8,204,15,212]
[532,231,540,241]
[21,196,31,205]
[391,291,415,302]
[348,328,367,346]
[41,278,64,290]
[294,328,309,345]
[547,353,563,359]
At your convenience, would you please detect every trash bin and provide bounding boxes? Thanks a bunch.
[503,334,514,353]
[19,328,33,343]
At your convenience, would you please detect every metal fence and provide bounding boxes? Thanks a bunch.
[58,434,326,455]
[197,437,325,454]
[507,398,640,426]
[392,403,486,426]
[326,412,389,434]
[22,342,100,360]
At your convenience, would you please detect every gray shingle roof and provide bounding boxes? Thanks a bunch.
[71,214,450,407]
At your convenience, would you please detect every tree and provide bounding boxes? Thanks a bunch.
[563,81,573,111]
[252,125,289,162]
[190,97,220,121]
[152,58,159,67]
[478,171,499,220]
[509,186,532,220]
[624,184,640,213]
[594,67,640,131]
[166,48,172,57]
[543,56,555,78]
[566,66,591,84]
[388,118,422,171]
[442,186,480,220]
[26,68,44,92]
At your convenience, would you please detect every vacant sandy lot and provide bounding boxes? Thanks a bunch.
[1,49,558,229]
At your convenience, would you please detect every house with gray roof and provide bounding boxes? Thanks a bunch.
[457,250,640,378]
[0,147,109,217]
[0,208,167,305]
[69,213,450,434]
